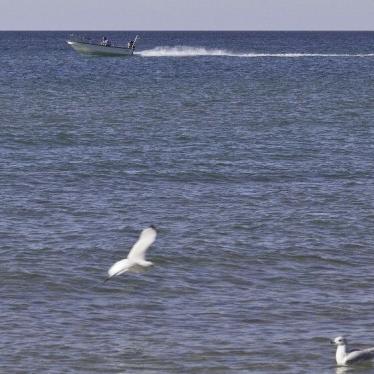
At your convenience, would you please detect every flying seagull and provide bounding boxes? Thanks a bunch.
[331,336,374,366]
[105,226,157,282]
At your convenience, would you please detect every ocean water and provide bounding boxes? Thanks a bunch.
[1,31,374,373]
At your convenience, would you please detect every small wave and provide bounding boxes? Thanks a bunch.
[136,46,374,58]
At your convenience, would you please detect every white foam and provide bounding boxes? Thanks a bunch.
[137,46,230,57]
[136,46,374,58]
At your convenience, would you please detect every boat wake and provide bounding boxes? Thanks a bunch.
[136,46,374,58]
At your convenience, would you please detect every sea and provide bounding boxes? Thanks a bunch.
[1,31,374,373]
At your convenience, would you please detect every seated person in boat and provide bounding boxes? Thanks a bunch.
[100,37,111,47]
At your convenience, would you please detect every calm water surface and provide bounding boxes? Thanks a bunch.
[1,31,374,373]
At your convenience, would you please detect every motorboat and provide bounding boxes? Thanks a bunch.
[66,35,139,56]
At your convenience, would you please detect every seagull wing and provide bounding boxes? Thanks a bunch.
[345,348,374,364]
[108,258,131,278]
[127,226,157,262]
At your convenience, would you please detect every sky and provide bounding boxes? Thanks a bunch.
[1,0,374,31]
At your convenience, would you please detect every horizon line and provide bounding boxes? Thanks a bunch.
[1,29,374,32]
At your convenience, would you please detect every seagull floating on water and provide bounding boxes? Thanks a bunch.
[331,336,374,366]
[105,225,157,282]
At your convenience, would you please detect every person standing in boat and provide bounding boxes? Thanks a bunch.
[128,40,134,49]
[101,36,111,47]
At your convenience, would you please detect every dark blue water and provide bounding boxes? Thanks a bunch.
[1,31,374,373]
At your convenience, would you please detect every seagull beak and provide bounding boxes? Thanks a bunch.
[330,340,335,345]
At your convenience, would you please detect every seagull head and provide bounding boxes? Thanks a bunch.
[331,336,347,346]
